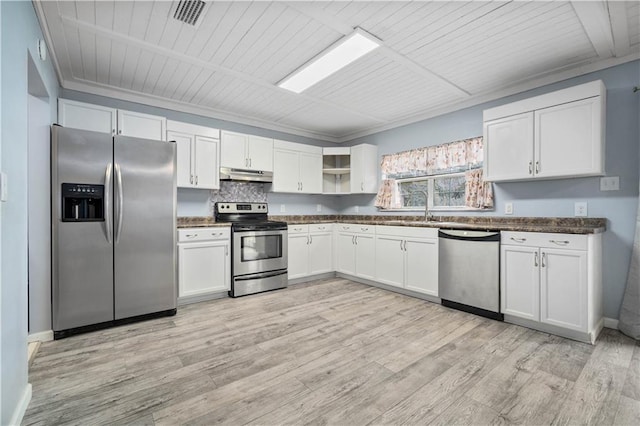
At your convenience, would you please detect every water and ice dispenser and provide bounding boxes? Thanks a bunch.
[61,183,104,221]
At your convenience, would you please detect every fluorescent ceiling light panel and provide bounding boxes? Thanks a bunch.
[278,28,381,94]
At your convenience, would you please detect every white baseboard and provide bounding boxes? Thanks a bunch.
[9,383,32,426]
[604,317,619,329]
[28,330,53,342]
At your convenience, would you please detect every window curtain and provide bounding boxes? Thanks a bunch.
[464,169,493,208]
[619,185,640,340]
[374,179,397,209]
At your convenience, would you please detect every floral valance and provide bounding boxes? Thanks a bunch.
[381,136,483,178]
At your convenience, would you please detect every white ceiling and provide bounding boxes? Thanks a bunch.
[35,1,640,142]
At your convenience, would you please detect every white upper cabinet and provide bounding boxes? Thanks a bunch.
[167,121,220,190]
[483,80,605,182]
[58,99,167,141]
[220,131,273,171]
[273,140,322,194]
[117,110,167,141]
[58,99,117,135]
[350,144,378,193]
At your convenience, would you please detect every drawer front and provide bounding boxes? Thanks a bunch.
[288,224,309,234]
[376,225,438,239]
[502,231,587,250]
[309,223,333,233]
[178,227,230,242]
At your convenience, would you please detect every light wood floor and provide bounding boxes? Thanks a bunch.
[24,278,640,425]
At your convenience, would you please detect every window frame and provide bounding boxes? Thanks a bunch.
[389,171,489,212]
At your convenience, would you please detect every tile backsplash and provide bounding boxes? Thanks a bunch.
[208,181,267,213]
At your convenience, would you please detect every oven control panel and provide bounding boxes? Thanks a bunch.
[215,202,268,214]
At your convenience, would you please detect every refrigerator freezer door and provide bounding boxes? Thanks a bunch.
[113,136,177,319]
[51,126,114,331]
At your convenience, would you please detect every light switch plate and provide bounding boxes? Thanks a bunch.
[600,176,620,191]
[280,204,285,213]
[316,204,322,212]
[574,202,588,217]
[0,172,7,202]
[504,202,513,215]
[354,206,359,213]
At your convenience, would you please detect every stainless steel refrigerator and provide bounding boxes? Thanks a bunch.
[51,125,177,339]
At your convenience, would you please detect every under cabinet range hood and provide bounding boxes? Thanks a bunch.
[220,167,273,183]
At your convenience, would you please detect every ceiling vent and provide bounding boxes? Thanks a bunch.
[172,1,206,27]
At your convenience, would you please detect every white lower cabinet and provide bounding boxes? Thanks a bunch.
[288,224,333,279]
[375,226,438,296]
[335,224,375,280]
[177,227,230,303]
[501,231,601,342]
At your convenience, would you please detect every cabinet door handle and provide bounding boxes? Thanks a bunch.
[306,235,310,245]
[211,232,221,237]
[352,235,355,244]
[534,252,538,267]
[118,129,122,135]
[361,182,364,191]
[190,174,194,184]
[354,236,358,245]
[528,161,532,175]
[400,240,403,251]
[195,175,198,185]
[318,226,325,230]
[549,240,570,246]
[361,227,368,231]
[403,240,407,251]
[300,182,303,191]
[185,234,198,239]
[309,235,312,244]
[541,252,546,267]
[535,161,540,174]
[249,158,252,167]
[225,245,228,256]
[510,237,526,243]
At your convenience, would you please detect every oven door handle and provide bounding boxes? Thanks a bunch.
[235,270,288,282]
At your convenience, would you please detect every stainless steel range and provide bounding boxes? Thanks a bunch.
[215,202,288,297]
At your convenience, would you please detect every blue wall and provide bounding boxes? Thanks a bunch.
[1,1,59,423]
[344,61,640,320]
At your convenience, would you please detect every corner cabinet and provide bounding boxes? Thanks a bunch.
[483,80,605,182]
[177,227,230,304]
[501,231,602,343]
[220,131,273,171]
[58,98,167,141]
[321,144,378,195]
[273,140,322,194]
[167,121,220,190]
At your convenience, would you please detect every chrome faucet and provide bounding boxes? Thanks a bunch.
[411,189,432,220]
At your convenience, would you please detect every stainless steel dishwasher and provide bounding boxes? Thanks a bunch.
[438,229,503,320]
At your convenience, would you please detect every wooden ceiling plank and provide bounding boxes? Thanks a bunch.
[111,0,134,36]
[143,1,173,46]
[78,29,97,82]
[130,50,155,92]
[128,1,154,40]
[210,1,271,66]
[202,2,253,63]
[119,45,142,90]
[107,39,126,87]
[150,57,181,97]
[571,0,615,57]
[142,54,169,95]
[188,2,233,59]
[95,37,112,85]
[63,24,84,80]
[169,65,204,101]
[222,2,289,69]
[608,0,631,57]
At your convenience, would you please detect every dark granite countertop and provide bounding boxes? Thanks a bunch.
[271,215,606,235]
[177,217,230,228]
[177,215,605,234]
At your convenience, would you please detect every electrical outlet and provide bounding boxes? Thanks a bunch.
[574,202,588,217]
[504,202,513,215]
[600,176,620,191]
[280,204,285,213]
[316,204,322,212]
[354,206,359,213]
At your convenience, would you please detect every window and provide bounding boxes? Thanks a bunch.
[396,172,468,210]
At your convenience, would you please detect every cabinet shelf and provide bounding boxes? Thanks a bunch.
[322,167,351,175]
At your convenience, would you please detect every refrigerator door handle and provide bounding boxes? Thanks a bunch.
[115,163,124,243]
[104,163,113,243]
